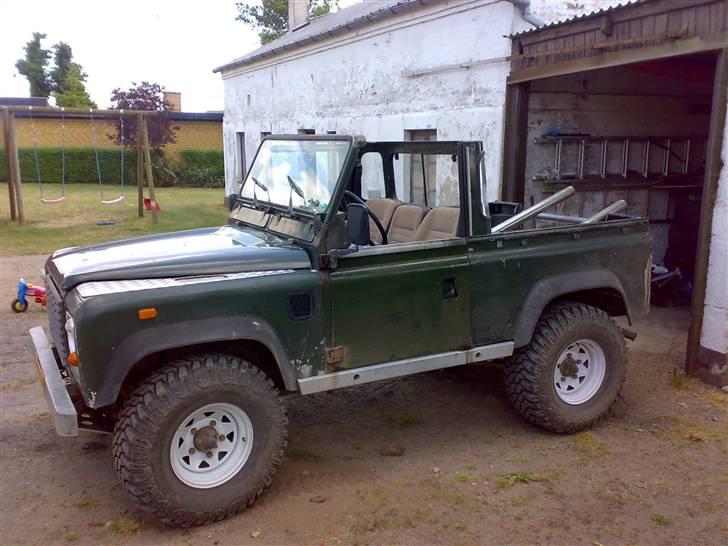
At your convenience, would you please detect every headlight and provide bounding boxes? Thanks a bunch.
[65,313,77,355]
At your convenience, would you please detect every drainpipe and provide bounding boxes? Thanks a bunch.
[512,0,545,28]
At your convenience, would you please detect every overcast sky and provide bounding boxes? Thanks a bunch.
[1,0,358,113]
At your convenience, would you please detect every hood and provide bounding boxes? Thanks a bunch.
[47,225,311,291]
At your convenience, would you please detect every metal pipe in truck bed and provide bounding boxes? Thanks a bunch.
[491,186,576,233]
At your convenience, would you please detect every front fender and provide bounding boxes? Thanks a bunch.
[93,316,298,408]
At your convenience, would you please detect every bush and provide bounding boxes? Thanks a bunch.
[176,149,225,188]
[0,147,225,188]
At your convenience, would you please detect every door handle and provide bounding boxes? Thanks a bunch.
[443,278,458,300]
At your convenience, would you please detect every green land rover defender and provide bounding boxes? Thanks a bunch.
[31,135,650,526]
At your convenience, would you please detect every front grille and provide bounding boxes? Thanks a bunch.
[45,276,69,360]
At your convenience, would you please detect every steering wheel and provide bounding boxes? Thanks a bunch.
[344,190,387,245]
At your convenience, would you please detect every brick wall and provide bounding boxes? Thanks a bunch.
[11,117,222,158]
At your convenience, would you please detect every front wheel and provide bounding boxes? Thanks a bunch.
[11,298,28,313]
[112,353,288,527]
[504,303,626,433]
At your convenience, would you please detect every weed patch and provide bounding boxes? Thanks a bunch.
[109,517,143,535]
[496,472,548,489]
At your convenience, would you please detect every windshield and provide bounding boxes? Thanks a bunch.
[241,139,351,214]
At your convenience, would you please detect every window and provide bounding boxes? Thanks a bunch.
[236,132,246,184]
[297,128,315,135]
[393,151,460,207]
[402,130,438,205]
[326,130,337,135]
[360,152,385,199]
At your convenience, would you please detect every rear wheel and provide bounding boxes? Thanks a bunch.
[504,303,626,433]
[112,353,288,527]
[10,299,28,313]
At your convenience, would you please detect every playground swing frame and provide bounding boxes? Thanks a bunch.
[1,105,161,224]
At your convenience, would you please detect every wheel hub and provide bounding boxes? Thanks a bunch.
[192,426,219,452]
[558,353,579,378]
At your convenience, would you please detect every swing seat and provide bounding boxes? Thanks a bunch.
[40,196,66,204]
[102,195,125,205]
[144,198,161,211]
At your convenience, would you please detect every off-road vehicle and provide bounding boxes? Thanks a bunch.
[31,135,650,526]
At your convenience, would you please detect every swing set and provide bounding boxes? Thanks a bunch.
[1,105,161,224]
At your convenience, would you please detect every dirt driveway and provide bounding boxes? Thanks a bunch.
[1,254,726,546]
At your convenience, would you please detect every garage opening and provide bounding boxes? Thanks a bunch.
[523,51,717,316]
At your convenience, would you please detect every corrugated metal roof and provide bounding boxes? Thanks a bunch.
[510,0,652,37]
[214,0,433,73]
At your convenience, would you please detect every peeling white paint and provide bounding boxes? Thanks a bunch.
[701,97,728,356]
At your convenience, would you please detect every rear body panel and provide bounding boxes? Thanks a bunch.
[467,219,651,347]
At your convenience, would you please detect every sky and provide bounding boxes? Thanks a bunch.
[1,0,359,113]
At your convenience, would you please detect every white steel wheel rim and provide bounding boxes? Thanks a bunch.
[553,339,606,405]
[170,402,254,489]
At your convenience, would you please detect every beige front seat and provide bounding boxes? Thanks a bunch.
[387,204,428,244]
[367,198,400,244]
[414,207,460,241]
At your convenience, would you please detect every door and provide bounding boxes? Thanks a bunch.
[327,242,470,370]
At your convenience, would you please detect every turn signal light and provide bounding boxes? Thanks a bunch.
[138,308,158,320]
[68,352,79,367]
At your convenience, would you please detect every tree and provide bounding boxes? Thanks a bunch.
[15,32,52,97]
[109,81,177,150]
[50,42,74,91]
[54,65,97,108]
[51,42,96,108]
[236,0,338,44]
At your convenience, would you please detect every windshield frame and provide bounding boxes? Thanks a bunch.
[237,134,356,219]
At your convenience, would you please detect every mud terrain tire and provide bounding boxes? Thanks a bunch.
[505,303,626,433]
[112,353,287,527]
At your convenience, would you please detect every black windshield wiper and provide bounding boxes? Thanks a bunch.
[286,175,306,214]
[251,176,270,208]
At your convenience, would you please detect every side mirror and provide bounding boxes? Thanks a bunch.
[346,203,370,246]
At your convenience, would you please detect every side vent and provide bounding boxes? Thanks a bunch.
[287,291,313,320]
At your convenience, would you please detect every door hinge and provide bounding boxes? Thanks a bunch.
[325,346,345,365]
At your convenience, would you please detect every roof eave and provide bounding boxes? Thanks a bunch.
[213,0,429,75]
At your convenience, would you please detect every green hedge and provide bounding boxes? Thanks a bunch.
[175,149,225,188]
[0,147,137,184]
[0,147,225,188]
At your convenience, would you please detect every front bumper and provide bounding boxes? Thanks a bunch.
[29,326,78,436]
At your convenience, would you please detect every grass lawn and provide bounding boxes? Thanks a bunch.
[1,183,229,256]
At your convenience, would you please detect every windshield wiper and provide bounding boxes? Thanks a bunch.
[251,176,270,209]
[286,175,306,214]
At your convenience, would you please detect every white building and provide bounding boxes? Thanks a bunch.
[216,0,728,385]
[216,0,542,202]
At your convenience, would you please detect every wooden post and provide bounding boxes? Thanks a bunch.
[685,48,728,375]
[1,108,18,221]
[141,116,158,224]
[7,112,24,224]
[502,82,530,204]
[136,114,144,217]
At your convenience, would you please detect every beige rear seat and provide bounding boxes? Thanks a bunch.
[414,207,460,241]
[367,198,400,244]
[387,204,428,244]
